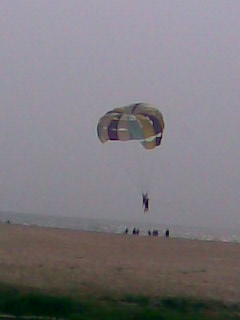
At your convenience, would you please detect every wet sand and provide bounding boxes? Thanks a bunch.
[0,223,240,302]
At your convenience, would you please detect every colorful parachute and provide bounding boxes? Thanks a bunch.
[97,103,165,150]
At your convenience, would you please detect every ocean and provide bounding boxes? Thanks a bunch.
[0,211,240,244]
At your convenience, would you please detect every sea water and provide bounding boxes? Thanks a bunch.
[0,211,240,244]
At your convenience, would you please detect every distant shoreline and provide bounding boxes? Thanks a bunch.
[1,211,240,244]
[0,218,236,245]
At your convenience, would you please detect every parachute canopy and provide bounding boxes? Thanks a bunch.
[97,103,165,150]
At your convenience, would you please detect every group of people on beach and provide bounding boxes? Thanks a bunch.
[124,227,170,238]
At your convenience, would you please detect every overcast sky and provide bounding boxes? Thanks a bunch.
[1,0,239,229]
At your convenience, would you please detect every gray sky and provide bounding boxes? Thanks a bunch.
[1,0,240,229]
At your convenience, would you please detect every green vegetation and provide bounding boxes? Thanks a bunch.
[0,285,239,319]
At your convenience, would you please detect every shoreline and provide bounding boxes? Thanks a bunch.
[1,219,240,245]
[1,211,240,244]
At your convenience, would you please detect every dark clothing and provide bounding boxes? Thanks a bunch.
[142,193,149,212]
[142,194,147,207]
[145,198,149,211]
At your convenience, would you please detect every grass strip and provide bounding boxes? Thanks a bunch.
[0,285,239,319]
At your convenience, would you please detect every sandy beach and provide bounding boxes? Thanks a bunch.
[0,223,240,303]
